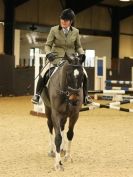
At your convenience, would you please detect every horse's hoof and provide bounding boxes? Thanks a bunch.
[48,151,55,157]
[60,149,66,157]
[54,161,64,171]
[64,154,73,163]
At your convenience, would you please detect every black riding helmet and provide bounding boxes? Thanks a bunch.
[60,8,75,22]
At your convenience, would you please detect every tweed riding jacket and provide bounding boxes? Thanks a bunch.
[45,25,84,64]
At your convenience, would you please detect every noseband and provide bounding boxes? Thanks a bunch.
[67,86,81,106]
[57,86,80,106]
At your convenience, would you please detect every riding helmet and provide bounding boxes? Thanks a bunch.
[60,8,75,21]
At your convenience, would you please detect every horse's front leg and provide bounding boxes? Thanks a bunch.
[52,111,64,171]
[64,113,79,162]
[54,129,64,171]
[60,117,67,156]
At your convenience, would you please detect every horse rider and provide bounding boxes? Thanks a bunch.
[31,8,89,105]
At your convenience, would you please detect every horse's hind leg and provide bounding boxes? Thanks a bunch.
[47,118,56,157]
[64,114,79,162]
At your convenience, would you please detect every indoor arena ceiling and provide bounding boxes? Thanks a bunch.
[3,0,132,23]
[4,0,133,9]
[101,0,133,7]
[14,0,133,32]
[3,0,133,46]
[62,0,133,20]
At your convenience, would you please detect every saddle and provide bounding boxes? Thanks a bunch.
[43,66,56,86]
[43,60,66,86]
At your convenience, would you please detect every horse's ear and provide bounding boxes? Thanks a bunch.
[79,54,86,64]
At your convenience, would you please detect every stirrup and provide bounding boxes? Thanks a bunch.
[83,96,92,106]
[31,94,40,104]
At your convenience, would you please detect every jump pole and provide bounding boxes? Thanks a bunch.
[80,100,133,113]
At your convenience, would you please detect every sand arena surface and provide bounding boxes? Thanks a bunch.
[0,96,133,177]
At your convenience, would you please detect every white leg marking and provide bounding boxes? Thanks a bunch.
[64,140,73,162]
[60,131,66,150]
[60,131,66,157]
[48,133,55,157]
[55,152,64,171]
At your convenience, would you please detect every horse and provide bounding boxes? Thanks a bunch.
[41,54,85,170]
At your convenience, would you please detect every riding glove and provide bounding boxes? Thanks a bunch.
[79,54,86,61]
[46,52,56,62]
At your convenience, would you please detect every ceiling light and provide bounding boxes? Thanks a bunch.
[120,0,130,2]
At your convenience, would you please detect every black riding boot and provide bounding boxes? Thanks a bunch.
[83,73,89,105]
[31,67,56,104]
[31,76,45,104]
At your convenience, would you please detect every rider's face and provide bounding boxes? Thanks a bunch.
[60,19,72,29]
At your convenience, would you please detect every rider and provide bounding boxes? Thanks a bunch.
[31,8,88,105]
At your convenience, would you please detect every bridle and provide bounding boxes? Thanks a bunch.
[56,86,81,106]
[56,62,83,106]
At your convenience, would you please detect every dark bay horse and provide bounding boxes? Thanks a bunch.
[41,54,85,170]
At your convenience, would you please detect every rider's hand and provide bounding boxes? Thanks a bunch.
[46,52,56,62]
[79,54,86,61]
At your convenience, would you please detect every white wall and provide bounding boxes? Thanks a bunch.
[82,36,112,68]
[76,6,111,30]
[119,16,133,59]
[19,30,46,66]
[119,35,133,59]
[120,16,133,34]
[15,0,62,25]
[20,39,30,66]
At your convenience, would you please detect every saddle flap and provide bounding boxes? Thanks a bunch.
[44,67,55,85]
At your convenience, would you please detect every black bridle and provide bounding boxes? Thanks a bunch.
[56,62,83,106]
